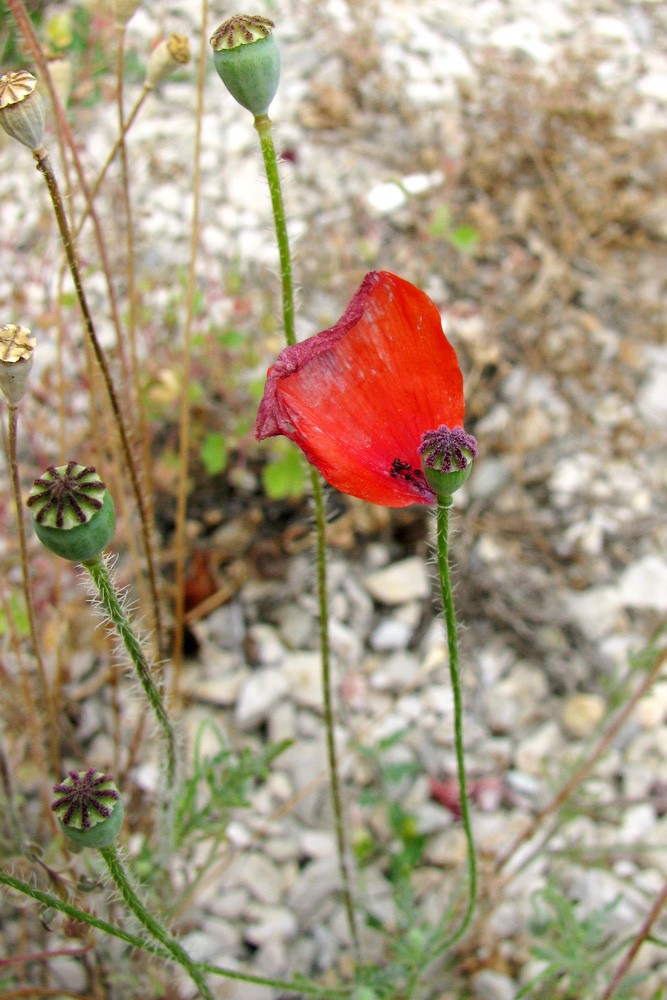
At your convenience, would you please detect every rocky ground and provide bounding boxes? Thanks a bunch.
[2,0,667,997]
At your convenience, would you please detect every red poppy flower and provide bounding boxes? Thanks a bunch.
[256,270,466,507]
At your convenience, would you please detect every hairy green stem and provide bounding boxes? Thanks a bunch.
[432,497,477,953]
[98,845,213,999]
[253,113,359,952]
[0,869,346,996]
[82,556,177,789]
[254,114,296,347]
[311,469,359,949]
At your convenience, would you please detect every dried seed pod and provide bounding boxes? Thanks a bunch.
[0,324,35,406]
[145,33,191,89]
[0,70,45,151]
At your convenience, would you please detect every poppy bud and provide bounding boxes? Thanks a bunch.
[27,462,116,563]
[0,70,45,152]
[0,324,35,406]
[52,769,124,849]
[418,425,478,500]
[210,14,280,118]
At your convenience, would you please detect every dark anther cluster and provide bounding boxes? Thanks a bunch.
[390,457,426,485]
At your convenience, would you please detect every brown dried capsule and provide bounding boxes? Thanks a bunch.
[0,324,35,406]
[0,70,45,152]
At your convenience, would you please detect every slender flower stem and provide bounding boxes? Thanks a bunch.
[0,728,23,851]
[115,24,156,548]
[432,497,477,953]
[98,845,213,1000]
[81,555,177,789]
[600,875,667,1000]
[254,114,296,347]
[73,86,149,241]
[0,870,346,996]
[171,0,208,699]
[311,469,359,949]
[32,147,164,654]
[6,405,59,775]
[253,112,359,952]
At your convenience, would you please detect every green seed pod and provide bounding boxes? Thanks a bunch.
[210,15,280,118]
[418,425,478,501]
[52,769,124,849]
[27,462,116,563]
[0,70,46,152]
[422,456,474,498]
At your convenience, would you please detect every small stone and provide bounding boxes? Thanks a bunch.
[619,556,667,612]
[268,699,296,744]
[299,829,336,859]
[244,903,299,945]
[206,601,246,648]
[288,857,342,921]
[234,852,285,905]
[283,652,322,710]
[565,586,623,641]
[184,671,246,707]
[235,668,288,729]
[472,969,517,1000]
[276,604,315,648]
[561,693,606,738]
[515,721,562,775]
[247,623,285,664]
[370,617,414,651]
[634,684,667,728]
[482,664,549,734]
[370,650,420,691]
[364,556,430,605]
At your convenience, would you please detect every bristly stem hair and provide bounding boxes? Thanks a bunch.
[171,0,209,699]
[430,497,478,956]
[98,843,214,1000]
[0,868,347,996]
[81,554,177,793]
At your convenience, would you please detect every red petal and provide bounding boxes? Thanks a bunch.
[256,271,465,507]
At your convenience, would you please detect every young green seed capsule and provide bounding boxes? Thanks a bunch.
[27,462,116,563]
[0,70,46,152]
[52,769,124,848]
[418,425,478,501]
[210,14,280,118]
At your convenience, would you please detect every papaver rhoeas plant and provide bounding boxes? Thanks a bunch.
[256,270,474,507]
